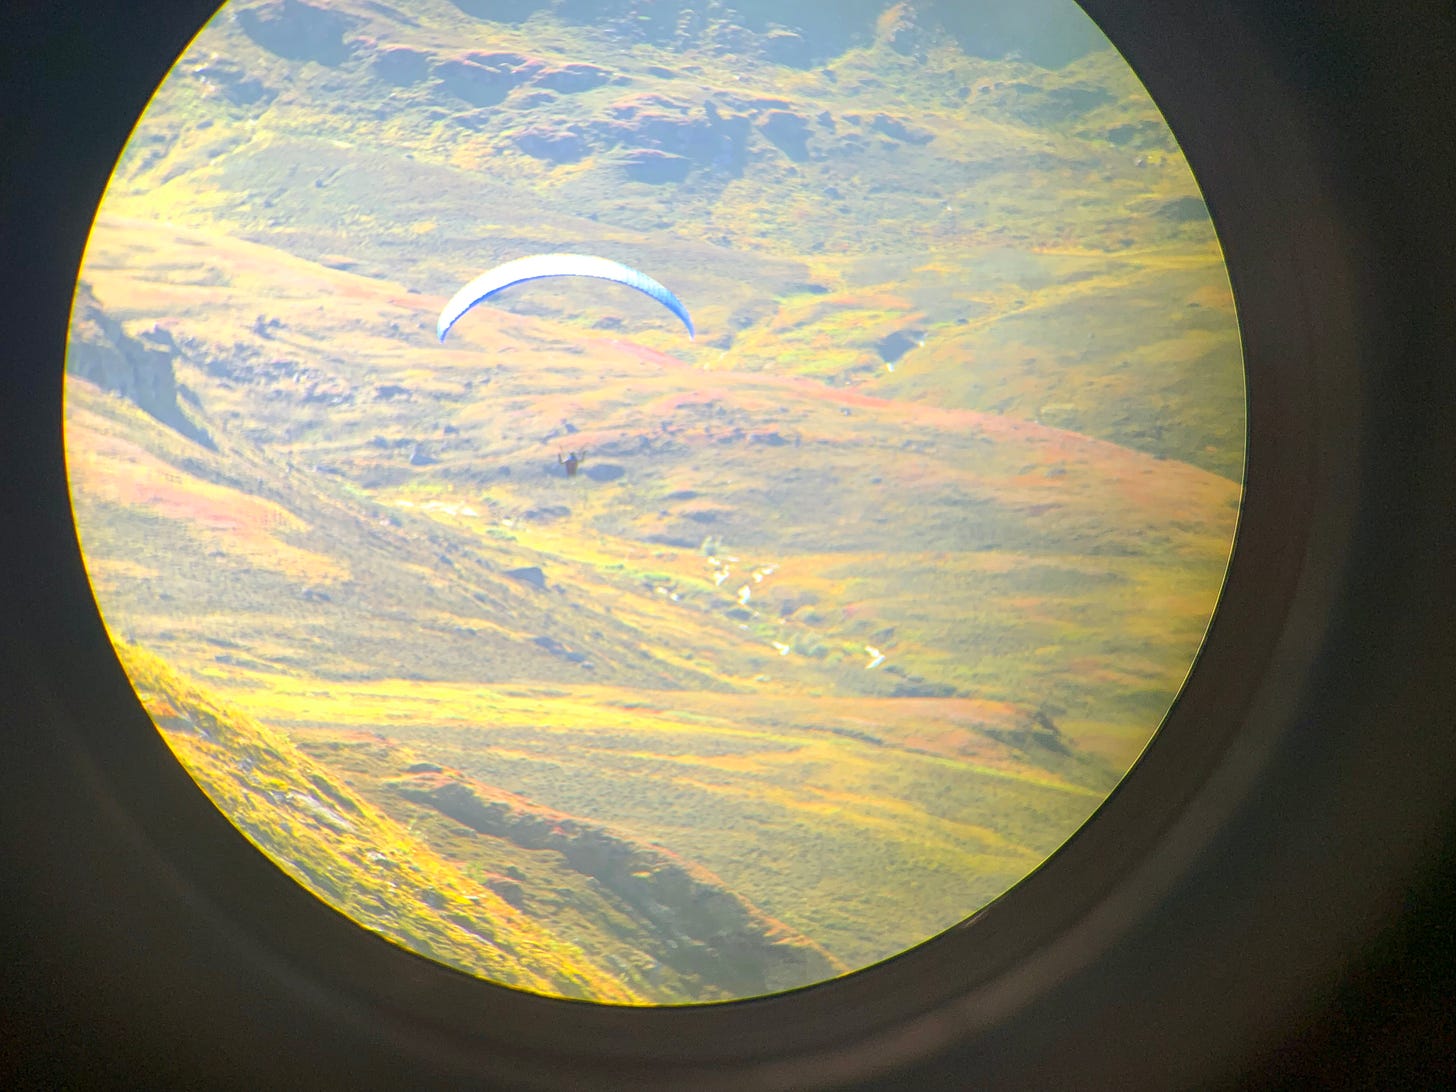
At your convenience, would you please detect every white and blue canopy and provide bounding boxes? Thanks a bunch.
[436,253,695,342]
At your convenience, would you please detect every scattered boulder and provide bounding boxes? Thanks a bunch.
[486,876,527,909]
[408,443,438,466]
[233,0,361,67]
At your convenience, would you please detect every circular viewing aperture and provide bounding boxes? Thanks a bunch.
[65,0,1244,1005]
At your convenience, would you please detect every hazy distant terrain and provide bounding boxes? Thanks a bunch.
[67,0,1243,1003]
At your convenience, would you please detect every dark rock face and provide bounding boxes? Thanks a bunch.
[192,59,275,106]
[617,148,692,184]
[761,29,814,68]
[502,90,752,178]
[870,112,933,145]
[66,284,215,450]
[875,327,926,364]
[758,109,812,161]
[433,57,523,107]
[531,634,591,666]
[1156,195,1210,223]
[534,63,611,93]
[486,876,527,909]
[513,123,588,163]
[393,773,843,996]
[233,0,361,67]
[505,565,547,590]
[372,45,432,86]
[449,0,549,20]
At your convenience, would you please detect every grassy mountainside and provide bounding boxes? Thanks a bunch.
[122,641,842,1003]
[67,0,1244,1001]
[106,0,1242,476]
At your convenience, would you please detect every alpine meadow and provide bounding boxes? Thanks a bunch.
[65,0,1244,1004]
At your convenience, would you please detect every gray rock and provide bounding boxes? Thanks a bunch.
[233,0,360,67]
[372,45,432,86]
[505,566,547,590]
[1156,196,1210,223]
[66,284,215,450]
[533,63,611,93]
[617,149,692,184]
[513,124,589,163]
[757,109,811,161]
[433,52,538,106]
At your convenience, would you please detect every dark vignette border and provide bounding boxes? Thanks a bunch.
[1,1,1454,1088]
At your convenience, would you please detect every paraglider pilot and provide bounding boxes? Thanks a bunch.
[559,450,584,477]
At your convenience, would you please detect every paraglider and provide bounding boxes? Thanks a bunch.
[437,254,695,342]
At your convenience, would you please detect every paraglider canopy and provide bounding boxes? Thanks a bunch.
[437,253,695,342]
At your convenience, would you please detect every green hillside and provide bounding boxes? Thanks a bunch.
[122,641,844,1003]
[66,0,1244,1002]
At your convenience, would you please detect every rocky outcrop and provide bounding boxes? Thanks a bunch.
[451,0,549,21]
[433,54,531,107]
[233,0,361,67]
[191,58,275,106]
[391,771,844,997]
[504,565,547,590]
[512,123,589,163]
[757,109,812,161]
[875,327,926,364]
[371,45,432,86]
[616,148,691,184]
[66,284,215,449]
[533,62,611,93]
[1156,196,1210,224]
[869,112,934,146]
